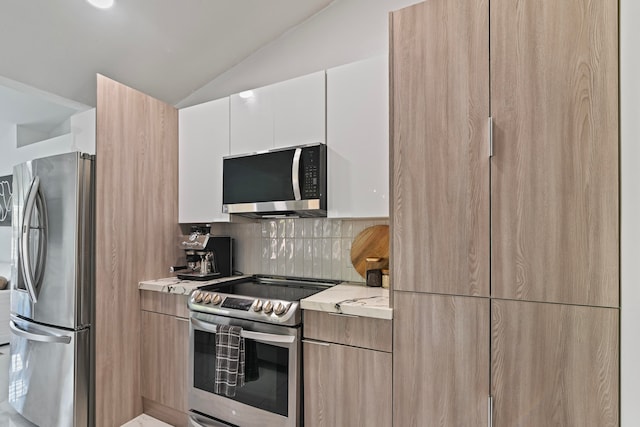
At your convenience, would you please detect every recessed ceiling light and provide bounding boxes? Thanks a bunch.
[87,0,114,9]
[238,90,254,99]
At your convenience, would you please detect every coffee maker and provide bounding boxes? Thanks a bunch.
[171,226,233,281]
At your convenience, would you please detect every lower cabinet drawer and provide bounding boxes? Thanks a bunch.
[302,310,392,352]
[303,340,392,427]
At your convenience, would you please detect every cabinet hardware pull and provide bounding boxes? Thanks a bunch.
[328,312,359,318]
[488,395,493,427]
[488,117,494,157]
[302,339,330,347]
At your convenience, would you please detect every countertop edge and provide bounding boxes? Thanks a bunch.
[300,283,393,320]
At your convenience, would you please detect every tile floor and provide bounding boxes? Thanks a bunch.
[0,344,166,427]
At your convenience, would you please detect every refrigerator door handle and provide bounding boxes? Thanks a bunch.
[9,320,72,344]
[21,176,48,303]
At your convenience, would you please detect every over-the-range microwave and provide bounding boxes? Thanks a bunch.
[222,143,327,218]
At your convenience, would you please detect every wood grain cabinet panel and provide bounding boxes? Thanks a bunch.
[141,310,189,415]
[140,290,189,318]
[95,75,180,427]
[303,341,392,427]
[390,0,490,297]
[491,0,619,307]
[491,300,619,427]
[303,310,392,352]
[393,292,489,427]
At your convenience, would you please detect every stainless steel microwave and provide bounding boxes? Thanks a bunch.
[222,143,327,218]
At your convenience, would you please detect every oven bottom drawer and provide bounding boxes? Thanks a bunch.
[190,388,296,427]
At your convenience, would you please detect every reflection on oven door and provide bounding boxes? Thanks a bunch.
[189,316,300,427]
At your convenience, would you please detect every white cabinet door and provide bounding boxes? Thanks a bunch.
[230,71,326,155]
[179,97,230,223]
[327,56,389,218]
[272,71,326,148]
[229,86,274,155]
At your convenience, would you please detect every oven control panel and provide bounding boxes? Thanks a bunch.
[189,290,297,325]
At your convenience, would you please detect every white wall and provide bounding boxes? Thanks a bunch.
[621,0,639,424]
[0,108,96,264]
[177,0,420,108]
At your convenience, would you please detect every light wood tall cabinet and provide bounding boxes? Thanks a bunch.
[491,300,619,426]
[490,0,619,307]
[390,0,490,297]
[393,293,489,427]
[95,75,181,427]
[390,0,619,425]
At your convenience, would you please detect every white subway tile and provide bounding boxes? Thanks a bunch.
[323,219,332,237]
[312,240,322,277]
[294,219,304,238]
[303,219,313,238]
[286,219,295,238]
[331,220,342,238]
[313,219,323,238]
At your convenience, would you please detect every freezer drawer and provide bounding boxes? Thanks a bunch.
[8,316,90,427]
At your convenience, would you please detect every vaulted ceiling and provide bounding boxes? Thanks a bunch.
[0,0,333,109]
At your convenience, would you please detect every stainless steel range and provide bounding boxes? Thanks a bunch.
[187,275,336,427]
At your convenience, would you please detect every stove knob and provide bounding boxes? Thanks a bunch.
[263,301,274,314]
[253,300,263,312]
[203,293,212,304]
[274,302,287,316]
[193,291,203,303]
[212,294,222,305]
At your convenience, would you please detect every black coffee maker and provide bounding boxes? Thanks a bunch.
[171,226,233,281]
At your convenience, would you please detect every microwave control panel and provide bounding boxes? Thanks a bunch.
[302,149,320,199]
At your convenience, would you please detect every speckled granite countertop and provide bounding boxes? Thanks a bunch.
[301,283,392,320]
[138,275,251,295]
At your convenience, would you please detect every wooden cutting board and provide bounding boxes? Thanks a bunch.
[350,225,390,278]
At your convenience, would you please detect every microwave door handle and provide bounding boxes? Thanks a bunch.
[190,318,296,344]
[21,176,41,303]
[9,320,71,344]
[291,148,302,201]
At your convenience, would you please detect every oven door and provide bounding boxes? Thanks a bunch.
[189,312,301,427]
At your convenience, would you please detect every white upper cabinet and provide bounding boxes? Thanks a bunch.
[179,97,230,223]
[229,85,274,155]
[272,71,326,149]
[230,71,326,155]
[327,55,389,218]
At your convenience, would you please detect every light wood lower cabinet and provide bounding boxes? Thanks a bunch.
[140,292,189,427]
[303,311,392,427]
[491,300,619,427]
[393,292,490,427]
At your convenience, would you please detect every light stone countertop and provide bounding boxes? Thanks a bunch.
[301,283,392,320]
[138,275,251,295]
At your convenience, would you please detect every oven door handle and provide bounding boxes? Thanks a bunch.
[191,317,296,344]
[189,414,232,427]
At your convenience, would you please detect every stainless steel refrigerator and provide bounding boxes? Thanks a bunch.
[9,151,94,427]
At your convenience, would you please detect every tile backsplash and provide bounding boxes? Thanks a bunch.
[211,218,389,283]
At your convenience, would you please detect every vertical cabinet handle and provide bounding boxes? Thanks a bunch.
[488,117,494,158]
[488,395,493,427]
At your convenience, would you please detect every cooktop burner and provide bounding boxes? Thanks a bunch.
[188,275,339,326]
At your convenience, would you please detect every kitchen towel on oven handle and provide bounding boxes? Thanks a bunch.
[214,325,245,397]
